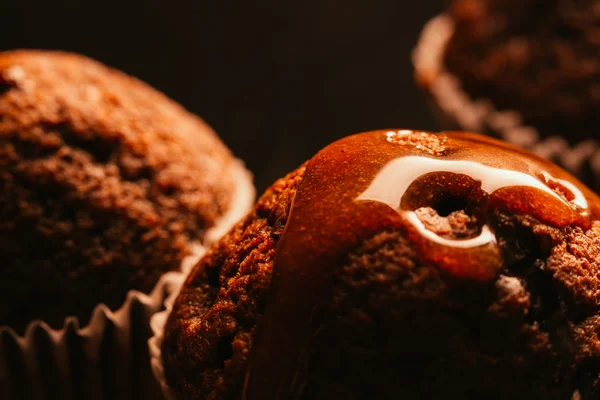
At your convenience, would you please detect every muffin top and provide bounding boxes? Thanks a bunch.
[443,0,600,142]
[0,50,245,332]
[164,130,600,399]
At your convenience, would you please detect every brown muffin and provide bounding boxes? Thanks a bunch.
[162,130,600,399]
[0,50,252,333]
[413,1,600,190]
[444,0,600,144]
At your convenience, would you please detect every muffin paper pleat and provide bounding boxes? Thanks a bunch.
[148,277,181,400]
[0,270,181,400]
[413,15,600,192]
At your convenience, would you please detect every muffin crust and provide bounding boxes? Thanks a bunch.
[0,50,239,332]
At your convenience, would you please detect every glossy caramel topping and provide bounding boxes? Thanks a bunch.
[242,130,600,399]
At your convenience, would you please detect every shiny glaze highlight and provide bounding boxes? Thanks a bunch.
[242,130,600,399]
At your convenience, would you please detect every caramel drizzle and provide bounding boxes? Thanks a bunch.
[242,130,598,399]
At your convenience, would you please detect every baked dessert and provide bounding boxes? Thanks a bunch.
[0,50,254,333]
[413,0,600,189]
[160,129,600,399]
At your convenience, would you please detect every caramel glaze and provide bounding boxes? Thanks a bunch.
[242,130,600,399]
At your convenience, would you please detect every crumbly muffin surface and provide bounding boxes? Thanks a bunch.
[0,50,237,332]
[163,165,304,399]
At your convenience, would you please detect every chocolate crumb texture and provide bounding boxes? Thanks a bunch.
[0,50,243,333]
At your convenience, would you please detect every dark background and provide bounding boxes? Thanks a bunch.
[1,1,447,192]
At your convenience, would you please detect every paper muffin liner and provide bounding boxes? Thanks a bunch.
[148,274,182,400]
[0,159,255,400]
[412,14,600,192]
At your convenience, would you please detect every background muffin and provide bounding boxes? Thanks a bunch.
[0,50,253,333]
[445,0,600,144]
[413,0,600,189]
[159,130,600,399]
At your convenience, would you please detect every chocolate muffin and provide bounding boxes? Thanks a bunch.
[161,130,600,399]
[413,0,600,189]
[0,50,254,333]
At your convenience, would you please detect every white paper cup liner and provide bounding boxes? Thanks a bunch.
[148,277,181,400]
[413,14,600,192]
[0,159,255,400]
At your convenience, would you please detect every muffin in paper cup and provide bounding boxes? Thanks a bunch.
[0,50,255,398]
[413,2,600,191]
[0,268,187,400]
[151,130,600,399]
